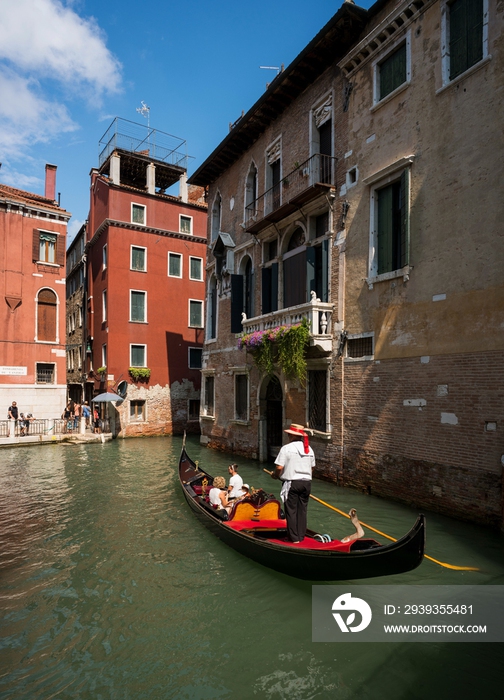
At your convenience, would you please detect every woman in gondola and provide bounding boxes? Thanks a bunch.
[208,476,229,512]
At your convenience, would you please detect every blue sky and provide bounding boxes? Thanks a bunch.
[0,0,374,243]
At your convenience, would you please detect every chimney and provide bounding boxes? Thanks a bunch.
[179,171,188,203]
[45,164,57,201]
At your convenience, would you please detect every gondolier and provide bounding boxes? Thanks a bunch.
[272,424,315,543]
[179,443,425,580]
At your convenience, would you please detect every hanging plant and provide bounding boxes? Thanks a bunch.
[96,366,107,375]
[238,319,310,383]
[129,367,151,381]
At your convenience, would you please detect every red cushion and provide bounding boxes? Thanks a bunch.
[224,519,287,530]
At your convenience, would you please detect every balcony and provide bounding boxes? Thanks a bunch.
[245,153,336,235]
[241,295,335,353]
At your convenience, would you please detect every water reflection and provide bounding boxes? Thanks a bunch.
[1,436,503,699]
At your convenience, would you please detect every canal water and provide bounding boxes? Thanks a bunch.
[1,435,503,699]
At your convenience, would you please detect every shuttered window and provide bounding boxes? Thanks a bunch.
[180,216,192,234]
[230,274,244,333]
[189,300,203,328]
[318,119,332,183]
[33,229,65,265]
[132,204,145,224]
[376,170,409,275]
[37,289,57,342]
[449,0,483,80]
[283,250,307,308]
[262,264,278,315]
[235,374,248,421]
[208,278,217,340]
[131,246,146,271]
[189,257,203,281]
[271,159,281,211]
[168,253,182,277]
[379,43,407,100]
[130,291,146,322]
[130,345,146,367]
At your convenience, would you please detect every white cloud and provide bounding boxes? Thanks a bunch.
[0,0,122,95]
[0,0,122,159]
[67,217,86,246]
[0,69,77,157]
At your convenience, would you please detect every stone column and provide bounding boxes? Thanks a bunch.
[147,163,156,194]
[110,153,121,185]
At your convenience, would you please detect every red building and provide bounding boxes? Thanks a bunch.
[84,118,207,436]
[0,165,70,418]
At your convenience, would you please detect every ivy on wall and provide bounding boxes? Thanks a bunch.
[238,319,310,383]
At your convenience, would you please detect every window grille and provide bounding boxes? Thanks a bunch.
[347,336,374,358]
[308,370,327,431]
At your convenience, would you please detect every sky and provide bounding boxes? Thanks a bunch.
[0,0,374,244]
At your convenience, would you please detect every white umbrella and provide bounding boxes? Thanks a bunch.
[92,392,123,403]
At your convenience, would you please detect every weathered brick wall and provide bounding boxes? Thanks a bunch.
[116,379,200,437]
[312,350,504,526]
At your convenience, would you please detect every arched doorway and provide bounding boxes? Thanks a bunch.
[265,376,283,461]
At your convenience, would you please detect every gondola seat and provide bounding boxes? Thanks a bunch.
[227,496,282,522]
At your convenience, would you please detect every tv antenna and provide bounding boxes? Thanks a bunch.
[260,65,283,75]
[136,101,150,128]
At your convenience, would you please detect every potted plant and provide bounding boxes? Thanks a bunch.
[129,367,151,382]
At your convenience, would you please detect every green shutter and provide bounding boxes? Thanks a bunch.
[271,262,278,312]
[377,185,394,274]
[379,43,406,100]
[400,169,410,269]
[262,267,272,314]
[131,291,145,322]
[450,0,483,80]
[321,238,329,302]
[189,300,202,327]
[306,246,316,300]
[132,247,145,270]
[230,274,244,333]
[131,345,145,366]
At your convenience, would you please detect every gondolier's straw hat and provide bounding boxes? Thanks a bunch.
[284,423,310,454]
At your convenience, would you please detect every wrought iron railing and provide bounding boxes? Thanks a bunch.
[245,153,336,227]
[99,117,188,169]
[0,417,111,438]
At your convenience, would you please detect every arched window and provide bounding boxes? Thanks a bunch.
[211,193,221,242]
[37,289,57,342]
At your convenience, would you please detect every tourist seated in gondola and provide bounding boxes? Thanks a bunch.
[227,464,245,500]
[209,476,229,512]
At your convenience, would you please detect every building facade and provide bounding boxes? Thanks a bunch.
[0,165,70,418]
[83,118,207,436]
[189,0,504,527]
[66,223,87,404]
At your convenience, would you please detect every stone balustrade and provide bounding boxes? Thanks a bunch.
[240,295,335,352]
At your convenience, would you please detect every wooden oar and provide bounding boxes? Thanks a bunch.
[263,469,479,572]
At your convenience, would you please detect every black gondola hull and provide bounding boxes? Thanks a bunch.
[179,448,425,581]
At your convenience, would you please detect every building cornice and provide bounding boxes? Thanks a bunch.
[87,218,207,250]
[339,0,436,78]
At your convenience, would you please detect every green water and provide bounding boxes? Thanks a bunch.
[1,435,503,699]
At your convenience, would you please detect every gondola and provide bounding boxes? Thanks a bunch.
[179,446,425,581]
